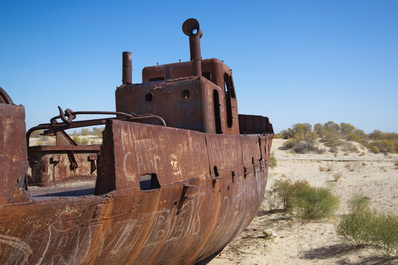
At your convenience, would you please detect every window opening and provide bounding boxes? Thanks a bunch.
[149,77,164,82]
[140,174,161,190]
[224,73,233,128]
[203,72,212,82]
[213,90,222,134]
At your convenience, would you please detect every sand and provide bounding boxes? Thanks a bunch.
[209,139,398,265]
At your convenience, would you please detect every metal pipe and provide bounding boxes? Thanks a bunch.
[122,51,132,84]
[182,18,202,77]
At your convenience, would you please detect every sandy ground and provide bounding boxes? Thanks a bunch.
[209,139,398,265]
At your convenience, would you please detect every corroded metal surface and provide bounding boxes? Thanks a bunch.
[0,104,29,205]
[239,114,274,134]
[28,146,100,185]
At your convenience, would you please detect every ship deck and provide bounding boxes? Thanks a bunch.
[28,180,96,201]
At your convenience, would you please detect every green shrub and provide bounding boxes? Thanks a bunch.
[292,185,340,220]
[321,133,343,149]
[273,180,310,211]
[92,126,104,136]
[280,123,316,140]
[272,180,298,210]
[338,194,398,257]
[369,130,398,141]
[371,140,397,154]
[366,143,380,154]
[373,214,398,257]
[273,180,339,220]
[340,122,356,134]
[337,194,374,245]
[72,136,88,145]
[346,132,362,143]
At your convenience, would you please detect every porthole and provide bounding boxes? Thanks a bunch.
[145,93,154,102]
[182,89,190,100]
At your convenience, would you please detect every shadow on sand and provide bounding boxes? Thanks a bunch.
[301,243,397,265]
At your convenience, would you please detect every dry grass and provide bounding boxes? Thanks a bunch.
[344,162,360,172]
[333,172,343,182]
[327,164,336,172]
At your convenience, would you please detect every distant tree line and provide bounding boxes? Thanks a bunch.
[276,121,398,154]
[29,127,104,138]
[71,127,104,136]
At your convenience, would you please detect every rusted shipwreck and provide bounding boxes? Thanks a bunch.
[0,19,273,264]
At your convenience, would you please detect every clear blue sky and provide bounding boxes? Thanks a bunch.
[1,0,397,133]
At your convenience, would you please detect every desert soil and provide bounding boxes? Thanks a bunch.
[209,139,398,265]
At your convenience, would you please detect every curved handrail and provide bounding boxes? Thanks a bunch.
[0,87,14,104]
[26,107,167,147]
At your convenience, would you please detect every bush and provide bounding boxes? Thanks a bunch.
[370,140,397,154]
[92,126,104,136]
[321,132,343,150]
[272,180,301,210]
[338,194,374,245]
[366,143,380,154]
[346,132,361,143]
[273,180,339,220]
[341,142,358,153]
[369,130,398,141]
[374,214,398,257]
[292,185,340,220]
[279,122,396,154]
[344,162,360,172]
[72,136,88,145]
[280,123,316,141]
[338,194,398,257]
[282,139,324,154]
[292,141,325,154]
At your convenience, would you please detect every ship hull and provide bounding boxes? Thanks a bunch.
[0,120,272,265]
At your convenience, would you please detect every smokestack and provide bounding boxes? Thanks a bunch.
[122,51,132,84]
[182,18,202,77]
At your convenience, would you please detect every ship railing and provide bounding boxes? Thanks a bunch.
[26,106,166,146]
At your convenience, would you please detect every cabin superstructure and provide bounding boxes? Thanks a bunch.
[116,18,241,135]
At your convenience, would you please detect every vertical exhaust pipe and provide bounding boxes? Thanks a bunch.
[122,51,132,84]
[182,18,202,77]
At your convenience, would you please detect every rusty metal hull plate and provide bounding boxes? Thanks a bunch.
[0,104,29,205]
